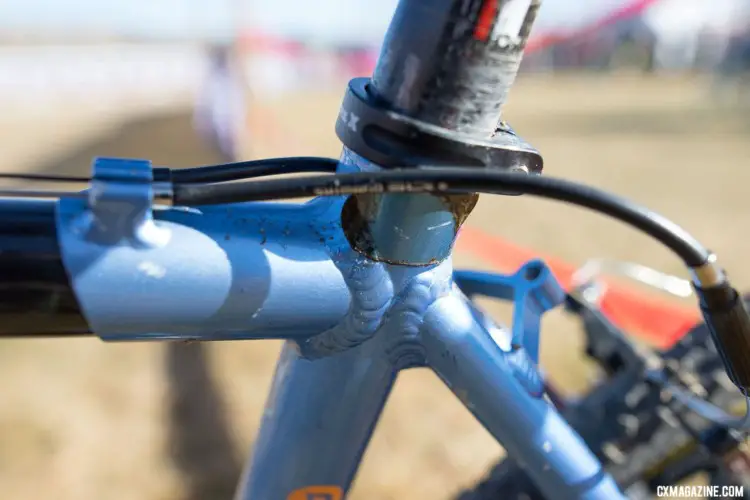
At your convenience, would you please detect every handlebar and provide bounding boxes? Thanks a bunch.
[0,198,90,336]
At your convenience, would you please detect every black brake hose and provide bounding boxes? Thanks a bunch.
[0,157,340,186]
[165,157,339,184]
[172,168,709,266]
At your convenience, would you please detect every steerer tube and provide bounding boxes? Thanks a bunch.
[370,0,540,136]
[0,198,90,336]
[335,1,543,266]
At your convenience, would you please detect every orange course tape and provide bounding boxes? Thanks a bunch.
[455,226,701,349]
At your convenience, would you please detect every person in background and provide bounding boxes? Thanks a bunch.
[722,26,750,76]
[193,42,249,162]
[712,21,750,104]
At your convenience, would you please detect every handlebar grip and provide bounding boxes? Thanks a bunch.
[696,283,750,393]
[0,198,90,336]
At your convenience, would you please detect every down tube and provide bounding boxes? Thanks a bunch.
[235,339,395,499]
[421,292,626,500]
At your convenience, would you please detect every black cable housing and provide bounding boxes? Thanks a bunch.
[0,157,340,186]
[172,167,711,268]
[0,172,92,183]
[169,156,339,184]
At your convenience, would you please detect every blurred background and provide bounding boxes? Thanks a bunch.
[2,0,750,499]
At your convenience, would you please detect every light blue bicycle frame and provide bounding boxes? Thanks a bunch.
[53,148,625,500]
[51,0,628,498]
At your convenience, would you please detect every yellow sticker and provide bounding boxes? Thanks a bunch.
[286,485,344,500]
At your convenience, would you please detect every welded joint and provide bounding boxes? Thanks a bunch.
[382,270,454,370]
[81,157,170,248]
[297,253,394,357]
[506,347,545,398]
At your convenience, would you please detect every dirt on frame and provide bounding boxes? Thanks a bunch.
[1,73,750,500]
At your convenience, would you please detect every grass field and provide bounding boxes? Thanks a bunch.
[1,73,750,499]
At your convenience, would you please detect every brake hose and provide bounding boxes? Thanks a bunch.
[0,157,339,186]
[171,166,750,414]
[173,168,709,264]
[161,156,339,184]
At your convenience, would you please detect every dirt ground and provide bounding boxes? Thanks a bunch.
[1,74,750,500]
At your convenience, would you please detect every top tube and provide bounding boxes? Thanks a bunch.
[370,0,540,137]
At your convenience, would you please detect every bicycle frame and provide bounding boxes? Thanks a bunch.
[52,154,624,499]
[6,1,633,498]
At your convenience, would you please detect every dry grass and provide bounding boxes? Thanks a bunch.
[1,74,749,499]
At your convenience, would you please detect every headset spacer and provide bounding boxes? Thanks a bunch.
[335,77,543,173]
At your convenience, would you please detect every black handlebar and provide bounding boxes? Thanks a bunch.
[0,198,90,336]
